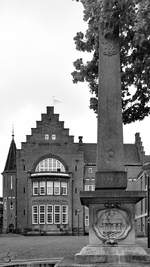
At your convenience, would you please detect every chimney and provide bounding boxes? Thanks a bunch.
[78,136,83,144]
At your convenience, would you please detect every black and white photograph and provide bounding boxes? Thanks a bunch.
[0,0,150,266]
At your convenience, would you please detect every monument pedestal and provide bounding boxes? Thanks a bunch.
[56,190,150,267]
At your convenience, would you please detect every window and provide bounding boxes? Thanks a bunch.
[54,205,61,224]
[32,205,38,224]
[39,205,45,224]
[32,204,68,225]
[45,134,49,140]
[84,184,95,191]
[62,205,68,224]
[35,158,65,172]
[85,215,89,226]
[40,181,46,195]
[89,184,95,191]
[33,182,38,195]
[46,205,53,224]
[52,134,56,140]
[10,176,13,189]
[47,181,53,195]
[61,182,67,195]
[88,168,93,173]
[54,182,60,195]
[10,202,13,209]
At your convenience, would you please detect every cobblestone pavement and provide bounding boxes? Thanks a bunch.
[0,234,149,263]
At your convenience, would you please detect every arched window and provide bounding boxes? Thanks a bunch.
[35,158,66,172]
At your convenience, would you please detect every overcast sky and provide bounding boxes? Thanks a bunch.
[0,0,150,197]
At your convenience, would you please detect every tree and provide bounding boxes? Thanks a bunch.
[72,0,150,124]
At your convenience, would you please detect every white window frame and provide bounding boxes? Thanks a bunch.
[39,181,46,195]
[32,205,38,224]
[33,181,38,195]
[62,205,68,224]
[54,182,60,195]
[85,214,89,226]
[84,184,89,191]
[54,205,61,224]
[44,134,49,140]
[46,205,53,224]
[39,205,45,224]
[84,184,95,191]
[47,181,53,195]
[61,182,67,195]
[52,134,56,140]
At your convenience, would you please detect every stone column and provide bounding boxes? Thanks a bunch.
[95,27,127,189]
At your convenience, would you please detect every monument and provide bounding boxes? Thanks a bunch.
[56,1,149,266]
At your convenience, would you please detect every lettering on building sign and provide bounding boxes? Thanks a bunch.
[93,208,131,244]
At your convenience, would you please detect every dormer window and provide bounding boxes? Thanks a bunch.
[52,134,56,140]
[44,134,49,140]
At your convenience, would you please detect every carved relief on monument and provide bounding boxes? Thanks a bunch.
[93,207,131,244]
[100,35,119,56]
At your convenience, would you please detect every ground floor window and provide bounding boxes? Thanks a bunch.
[54,205,61,224]
[46,205,53,224]
[32,205,38,224]
[39,205,45,224]
[32,204,68,225]
[62,205,68,224]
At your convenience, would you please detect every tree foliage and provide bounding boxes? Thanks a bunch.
[72,0,150,124]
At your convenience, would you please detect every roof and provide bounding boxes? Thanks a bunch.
[82,143,141,165]
[4,138,16,172]
[144,155,150,163]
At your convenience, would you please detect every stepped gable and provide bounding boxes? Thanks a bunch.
[82,143,142,165]
[21,106,74,147]
[135,132,145,163]
[4,137,16,172]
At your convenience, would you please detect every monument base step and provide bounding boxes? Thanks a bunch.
[55,256,150,267]
[75,244,148,264]
[55,245,150,267]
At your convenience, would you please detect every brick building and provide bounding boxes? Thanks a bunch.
[2,106,149,235]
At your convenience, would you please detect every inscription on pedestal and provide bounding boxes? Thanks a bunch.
[93,208,131,244]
